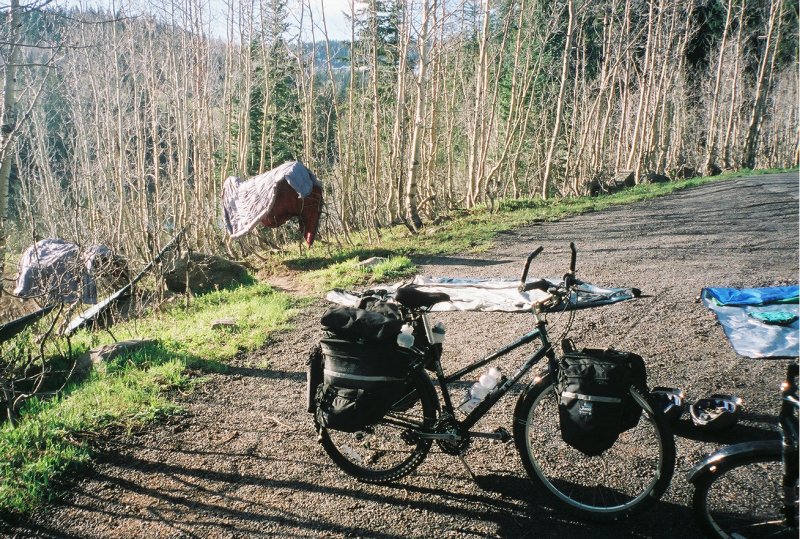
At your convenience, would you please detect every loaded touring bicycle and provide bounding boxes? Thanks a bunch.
[308,244,676,521]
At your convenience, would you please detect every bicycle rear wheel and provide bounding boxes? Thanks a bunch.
[317,368,439,483]
[513,373,675,521]
[692,449,798,539]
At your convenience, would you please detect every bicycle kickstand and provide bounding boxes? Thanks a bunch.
[457,453,480,486]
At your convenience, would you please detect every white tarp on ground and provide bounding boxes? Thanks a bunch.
[222,160,322,239]
[701,286,799,359]
[326,276,640,313]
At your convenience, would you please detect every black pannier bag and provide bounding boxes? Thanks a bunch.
[314,337,414,433]
[320,304,404,344]
[556,347,648,456]
[306,344,323,413]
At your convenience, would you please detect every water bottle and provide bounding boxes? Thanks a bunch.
[481,367,502,389]
[397,324,414,348]
[458,367,502,413]
[431,321,446,344]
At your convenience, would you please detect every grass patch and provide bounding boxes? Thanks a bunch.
[72,283,297,362]
[303,256,416,292]
[0,354,188,515]
[0,281,298,517]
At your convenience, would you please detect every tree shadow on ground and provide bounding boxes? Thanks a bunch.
[671,416,779,444]
[410,256,513,268]
[4,449,700,539]
[283,248,398,271]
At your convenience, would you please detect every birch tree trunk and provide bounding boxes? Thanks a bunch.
[0,0,22,286]
[742,0,782,169]
[404,0,433,231]
[703,0,734,174]
[723,1,746,168]
[541,0,574,199]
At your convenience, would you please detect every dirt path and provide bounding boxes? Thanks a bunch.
[4,173,798,539]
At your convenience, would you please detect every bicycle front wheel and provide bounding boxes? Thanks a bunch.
[513,373,675,521]
[692,448,798,539]
[317,367,439,484]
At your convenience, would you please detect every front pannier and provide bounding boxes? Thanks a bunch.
[315,337,414,432]
[556,348,647,456]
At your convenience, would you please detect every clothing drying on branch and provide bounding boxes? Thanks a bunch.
[222,161,323,246]
[14,239,127,305]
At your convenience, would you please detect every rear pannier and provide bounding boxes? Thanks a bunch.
[314,337,415,432]
[556,347,648,456]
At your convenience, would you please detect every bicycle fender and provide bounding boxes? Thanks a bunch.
[513,376,549,422]
[686,439,782,484]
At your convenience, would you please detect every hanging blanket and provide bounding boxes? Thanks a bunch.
[701,285,799,359]
[222,161,323,245]
[326,276,640,313]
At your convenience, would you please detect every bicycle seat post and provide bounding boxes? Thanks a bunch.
[419,311,434,344]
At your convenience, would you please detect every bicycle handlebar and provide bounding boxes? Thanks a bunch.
[518,243,579,296]
[518,247,544,292]
[569,242,577,274]
[564,242,577,288]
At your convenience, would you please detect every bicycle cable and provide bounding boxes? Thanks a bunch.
[551,288,577,347]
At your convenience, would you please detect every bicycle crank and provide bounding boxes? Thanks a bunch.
[433,416,470,455]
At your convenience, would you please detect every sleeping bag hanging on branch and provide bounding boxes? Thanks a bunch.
[222,160,323,246]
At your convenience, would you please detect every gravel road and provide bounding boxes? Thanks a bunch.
[3,172,798,539]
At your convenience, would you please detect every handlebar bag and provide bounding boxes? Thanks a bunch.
[556,348,647,456]
[314,337,415,432]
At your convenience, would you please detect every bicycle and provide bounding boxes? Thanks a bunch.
[688,362,799,538]
[314,243,676,521]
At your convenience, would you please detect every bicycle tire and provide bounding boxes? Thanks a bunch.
[513,373,675,521]
[317,367,439,483]
[692,446,798,538]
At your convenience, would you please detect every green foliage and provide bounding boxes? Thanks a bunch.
[0,281,297,516]
[303,256,416,291]
[352,1,401,68]
[247,34,304,174]
[0,357,186,515]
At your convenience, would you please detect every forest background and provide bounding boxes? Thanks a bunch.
[0,0,797,268]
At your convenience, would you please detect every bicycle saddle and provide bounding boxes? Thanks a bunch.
[395,287,451,309]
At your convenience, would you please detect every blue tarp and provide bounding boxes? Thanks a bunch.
[703,285,799,307]
[702,286,799,359]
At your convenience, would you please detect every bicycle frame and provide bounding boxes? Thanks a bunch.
[414,308,558,435]
[780,365,799,528]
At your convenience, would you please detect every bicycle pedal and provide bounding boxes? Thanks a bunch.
[493,427,511,443]
[468,428,511,442]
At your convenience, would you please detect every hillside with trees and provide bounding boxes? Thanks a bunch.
[1,0,797,265]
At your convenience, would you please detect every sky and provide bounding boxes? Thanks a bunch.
[292,0,354,42]
[59,0,358,42]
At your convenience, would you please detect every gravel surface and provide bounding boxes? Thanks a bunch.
[3,173,798,539]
